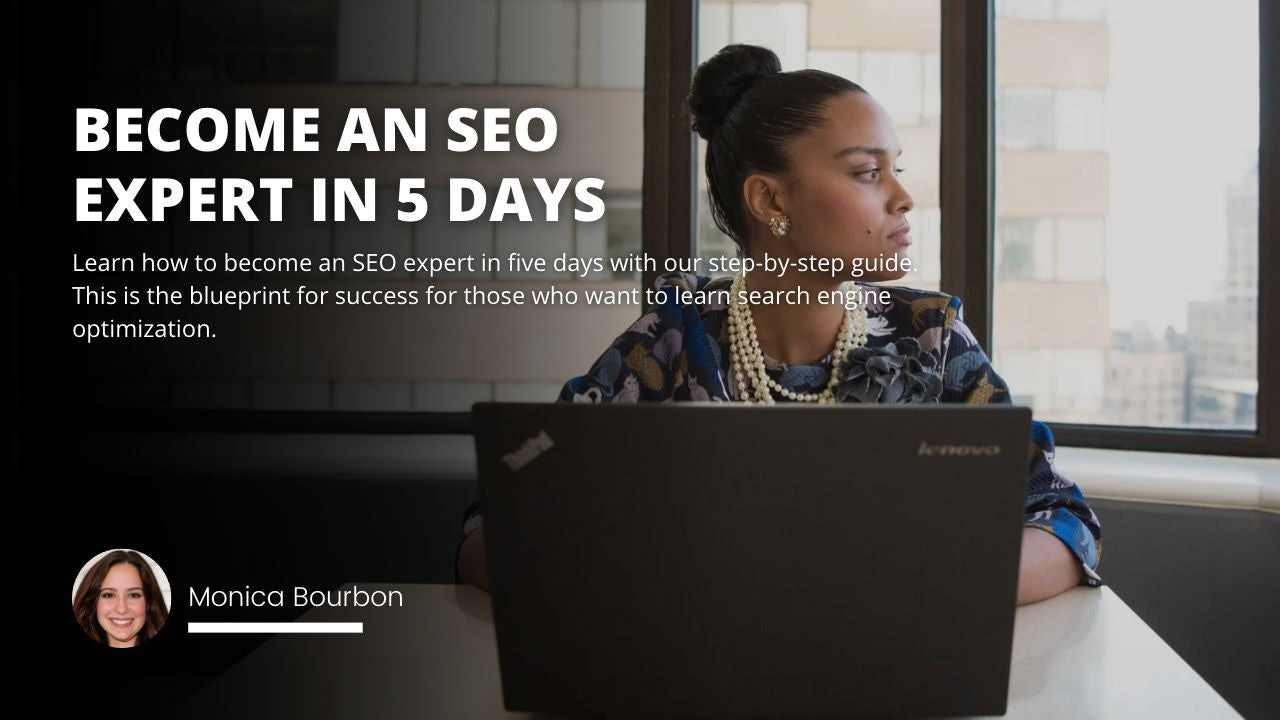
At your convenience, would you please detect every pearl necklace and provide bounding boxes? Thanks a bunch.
[726,274,868,404]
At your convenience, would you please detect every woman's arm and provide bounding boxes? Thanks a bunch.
[1017,526,1085,605]
[939,305,1103,590]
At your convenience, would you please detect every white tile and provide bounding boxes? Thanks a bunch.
[1056,0,1106,23]
[1054,218,1106,282]
[1054,88,1106,151]
[498,0,577,86]
[494,381,565,402]
[419,0,499,85]
[999,0,1053,21]
[807,50,859,83]
[415,187,494,279]
[575,211,610,281]
[995,218,1054,282]
[922,52,941,125]
[494,213,574,280]
[578,0,645,89]
[252,381,332,410]
[912,206,942,284]
[698,3,731,64]
[413,381,494,411]
[999,87,1054,150]
[333,381,413,410]
[858,51,923,126]
[1027,219,1055,282]
[333,187,413,279]
[730,3,808,72]
[338,0,418,82]
[604,192,643,266]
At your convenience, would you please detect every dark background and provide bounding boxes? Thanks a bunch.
[14,2,502,716]
[14,2,1279,719]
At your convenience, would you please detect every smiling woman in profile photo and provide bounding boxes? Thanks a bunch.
[72,549,170,648]
[457,44,1102,606]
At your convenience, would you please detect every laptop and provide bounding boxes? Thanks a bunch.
[472,402,1032,719]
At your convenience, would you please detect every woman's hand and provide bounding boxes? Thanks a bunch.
[456,527,490,591]
[1016,526,1084,605]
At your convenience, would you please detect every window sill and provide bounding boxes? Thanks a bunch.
[94,432,1280,514]
[1056,446,1280,514]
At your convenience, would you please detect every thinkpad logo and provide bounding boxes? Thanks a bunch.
[917,441,1001,457]
[502,430,555,471]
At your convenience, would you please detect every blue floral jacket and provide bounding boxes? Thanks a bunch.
[463,273,1102,586]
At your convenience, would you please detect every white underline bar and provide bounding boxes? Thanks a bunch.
[188,622,363,634]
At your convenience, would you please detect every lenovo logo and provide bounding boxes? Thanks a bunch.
[917,441,1001,457]
[502,430,555,471]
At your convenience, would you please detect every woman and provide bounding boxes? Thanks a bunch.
[73,549,170,648]
[458,44,1101,605]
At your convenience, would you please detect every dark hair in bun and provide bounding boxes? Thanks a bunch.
[688,44,865,250]
[688,44,781,140]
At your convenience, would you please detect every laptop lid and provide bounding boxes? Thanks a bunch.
[473,403,1032,719]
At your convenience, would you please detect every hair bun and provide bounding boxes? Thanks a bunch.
[688,44,782,140]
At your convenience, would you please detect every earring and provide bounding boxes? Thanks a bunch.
[768,214,791,238]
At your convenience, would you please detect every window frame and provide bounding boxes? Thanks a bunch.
[648,0,1278,457]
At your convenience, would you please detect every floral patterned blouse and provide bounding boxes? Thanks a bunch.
[464,272,1102,586]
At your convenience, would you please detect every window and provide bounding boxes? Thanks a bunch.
[994,0,1260,430]
[672,0,1274,454]
[996,218,1052,281]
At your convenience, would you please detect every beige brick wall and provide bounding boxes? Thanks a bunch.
[993,281,1111,350]
[997,19,1109,88]
[808,0,940,52]
[996,150,1109,217]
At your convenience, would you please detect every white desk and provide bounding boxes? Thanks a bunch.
[184,585,1241,719]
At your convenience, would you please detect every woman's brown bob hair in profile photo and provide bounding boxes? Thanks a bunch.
[72,549,170,648]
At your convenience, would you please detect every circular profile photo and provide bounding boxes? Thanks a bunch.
[71,549,172,649]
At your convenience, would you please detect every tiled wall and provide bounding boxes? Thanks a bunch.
[89,2,651,412]
[337,0,646,89]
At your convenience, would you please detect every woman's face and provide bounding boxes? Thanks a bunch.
[771,92,915,282]
[96,562,146,648]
